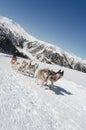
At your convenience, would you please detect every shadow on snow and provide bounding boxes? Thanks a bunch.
[45,84,72,96]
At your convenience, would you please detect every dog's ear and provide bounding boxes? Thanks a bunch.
[37,64,39,68]
[58,69,61,72]
[61,71,64,76]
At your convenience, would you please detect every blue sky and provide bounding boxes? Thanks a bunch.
[0,0,86,59]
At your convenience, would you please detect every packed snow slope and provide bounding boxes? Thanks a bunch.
[0,52,86,130]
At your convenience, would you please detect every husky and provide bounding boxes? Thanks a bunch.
[18,60,28,71]
[26,60,39,76]
[10,54,17,64]
[36,68,64,88]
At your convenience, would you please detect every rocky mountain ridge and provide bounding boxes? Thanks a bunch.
[0,16,86,73]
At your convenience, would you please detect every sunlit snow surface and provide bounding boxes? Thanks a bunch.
[0,53,86,130]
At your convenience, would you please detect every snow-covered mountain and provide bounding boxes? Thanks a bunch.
[0,16,86,73]
[0,52,86,130]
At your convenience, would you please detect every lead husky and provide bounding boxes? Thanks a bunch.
[36,68,64,88]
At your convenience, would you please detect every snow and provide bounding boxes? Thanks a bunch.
[0,52,86,130]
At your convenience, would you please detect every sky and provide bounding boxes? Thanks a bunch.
[0,0,86,59]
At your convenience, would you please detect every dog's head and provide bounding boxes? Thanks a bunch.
[49,69,64,82]
[57,70,64,78]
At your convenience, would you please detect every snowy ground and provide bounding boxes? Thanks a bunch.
[0,53,86,130]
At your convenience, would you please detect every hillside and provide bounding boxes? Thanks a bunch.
[0,16,86,73]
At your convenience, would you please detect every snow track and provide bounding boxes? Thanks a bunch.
[0,53,86,130]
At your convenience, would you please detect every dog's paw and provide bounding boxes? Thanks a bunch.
[49,86,53,90]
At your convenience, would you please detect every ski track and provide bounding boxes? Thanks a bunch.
[0,53,86,130]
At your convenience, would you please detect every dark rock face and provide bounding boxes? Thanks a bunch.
[0,26,28,58]
[26,42,86,73]
[74,62,86,73]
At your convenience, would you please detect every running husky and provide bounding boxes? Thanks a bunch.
[10,54,17,64]
[18,60,28,71]
[26,60,39,76]
[36,68,64,88]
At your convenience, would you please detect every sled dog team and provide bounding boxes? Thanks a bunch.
[10,55,64,89]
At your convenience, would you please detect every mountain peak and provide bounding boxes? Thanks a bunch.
[0,16,37,41]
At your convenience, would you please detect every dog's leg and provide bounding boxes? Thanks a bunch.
[35,78,38,84]
[49,79,54,90]
[37,78,44,87]
[41,79,45,87]
[35,77,40,85]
